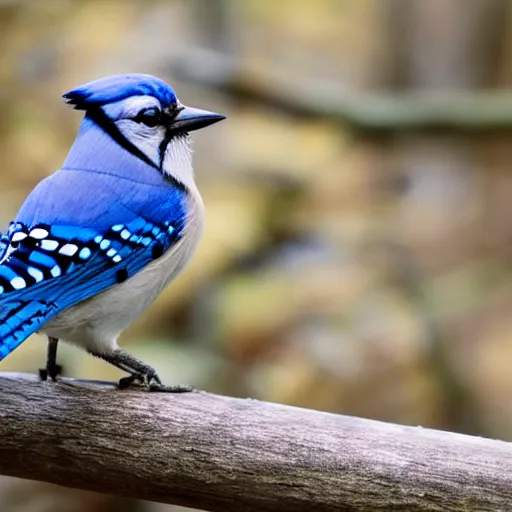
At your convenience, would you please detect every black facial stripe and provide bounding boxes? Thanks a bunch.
[157,109,176,170]
[87,107,159,170]
[87,106,187,193]
[158,129,173,170]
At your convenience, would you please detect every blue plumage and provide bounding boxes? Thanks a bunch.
[17,160,187,232]
[0,72,224,389]
[63,73,178,110]
[0,165,187,359]
[0,232,8,261]
[0,215,182,358]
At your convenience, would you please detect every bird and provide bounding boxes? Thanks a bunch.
[0,73,225,391]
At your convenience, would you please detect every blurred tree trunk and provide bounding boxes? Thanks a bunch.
[381,0,510,435]
[386,0,508,89]
[191,0,239,55]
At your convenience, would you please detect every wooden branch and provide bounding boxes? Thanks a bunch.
[171,50,512,133]
[0,373,511,511]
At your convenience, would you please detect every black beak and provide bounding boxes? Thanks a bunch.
[170,105,225,134]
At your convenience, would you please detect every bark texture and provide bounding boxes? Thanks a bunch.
[0,372,511,511]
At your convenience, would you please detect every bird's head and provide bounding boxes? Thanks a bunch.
[63,73,225,188]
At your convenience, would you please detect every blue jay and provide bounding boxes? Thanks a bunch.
[0,73,225,391]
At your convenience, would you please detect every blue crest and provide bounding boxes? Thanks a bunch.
[63,73,178,110]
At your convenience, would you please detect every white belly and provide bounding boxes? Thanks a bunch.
[41,191,204,353]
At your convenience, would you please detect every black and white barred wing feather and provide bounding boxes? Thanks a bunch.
[0,217,181,358]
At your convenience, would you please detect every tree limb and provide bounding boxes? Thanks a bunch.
[171,50,512,133]
[0,372,511,511]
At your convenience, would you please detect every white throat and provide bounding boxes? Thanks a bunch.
[162,134,195,189]
[115,116,195,190]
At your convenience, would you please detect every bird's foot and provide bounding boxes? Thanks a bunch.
[117,371,192,393]
[39,363,62,382]
[89,347,193,392]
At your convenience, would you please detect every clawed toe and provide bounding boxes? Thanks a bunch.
[149,383,193,393]
[117,375,136,389]
[117,372,192,393]
[88,347,192,392]
[39,363,62,382]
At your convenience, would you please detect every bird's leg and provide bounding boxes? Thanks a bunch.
[88,348,192,393]
[39,337,62,381]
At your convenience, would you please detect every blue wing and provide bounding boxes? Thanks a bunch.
[0,217,182,358]
[0,168,187,360]
[0,231,8,261]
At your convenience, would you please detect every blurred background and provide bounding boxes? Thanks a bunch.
[1,0,512,510]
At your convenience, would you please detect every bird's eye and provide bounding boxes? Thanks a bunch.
[134,107,161,127]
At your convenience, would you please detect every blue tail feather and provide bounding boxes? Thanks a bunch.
[0,231,8,261]
[0,300,58,359]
